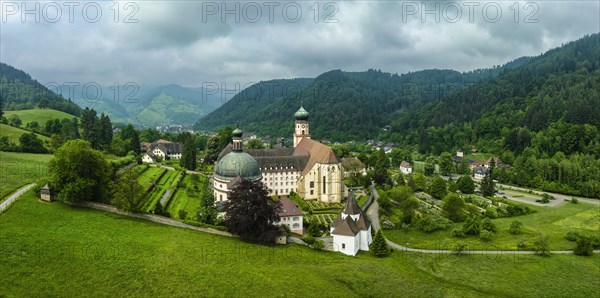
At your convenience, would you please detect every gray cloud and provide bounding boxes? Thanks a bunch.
[0,1,598,88]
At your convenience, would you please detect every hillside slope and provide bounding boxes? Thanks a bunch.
[196,61,528,140]
[0,63,81,116]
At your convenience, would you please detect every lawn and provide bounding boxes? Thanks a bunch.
[4,108,77,126]
[140,170,178,212]
[1,190,599,297]
[0,124,51,144]
[0,151,53,200]
[137,167,166,192]
[385,201,600,250]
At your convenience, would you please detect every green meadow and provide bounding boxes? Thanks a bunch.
[1,190,598,297]
[385,201,600,251]
[0,151,52,200]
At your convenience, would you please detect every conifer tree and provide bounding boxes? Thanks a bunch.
[370,229,391,257]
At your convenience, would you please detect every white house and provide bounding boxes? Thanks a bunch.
[330,192,372,256]
[273,197,303,235]
[473,166,489,180]
[142,140,183,163]
[400,161,413,175]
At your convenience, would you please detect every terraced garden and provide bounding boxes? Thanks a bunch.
[139,169,180,212]
[167,174,209,220]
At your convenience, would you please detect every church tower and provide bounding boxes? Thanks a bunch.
[293,106,310,147]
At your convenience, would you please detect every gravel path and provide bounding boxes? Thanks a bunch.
[0,183,35,213]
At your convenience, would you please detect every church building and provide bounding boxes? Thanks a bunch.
[214,106,346,203]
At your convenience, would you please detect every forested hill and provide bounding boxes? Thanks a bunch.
[195,59,529,140]
[387,33,600,155]
[0,63,81,116]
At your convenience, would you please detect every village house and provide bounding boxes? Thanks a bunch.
[400,161,413,174]
[141,140,184,163]
[273,197,304,235]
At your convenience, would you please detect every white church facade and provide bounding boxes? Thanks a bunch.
[213,106,346,204]
[330,191,372,256]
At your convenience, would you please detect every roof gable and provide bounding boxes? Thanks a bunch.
[331,215,360,236]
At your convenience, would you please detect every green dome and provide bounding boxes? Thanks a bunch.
[215,152,261,180]
[294,106,309,121]
[232,127,243,138]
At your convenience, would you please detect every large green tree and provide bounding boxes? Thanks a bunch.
[49,140,111,203]
[429,176,448,200]
[19,132,46,153]
[223,179,282,243]
[457,175,475,194]
[110,169,144,212]
[180,132,197,170]
[442,193,467,222]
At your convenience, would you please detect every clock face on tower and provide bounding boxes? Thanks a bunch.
[301,125,305,128]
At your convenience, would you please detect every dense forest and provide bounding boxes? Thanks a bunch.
[0,63,81,116]
[195,59,529,140]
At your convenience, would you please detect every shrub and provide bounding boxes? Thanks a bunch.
[565,231,580,242]
[178,209,188,220]
[381,220,397,230]
[517,238,527,248]
[481,218,497,233]
[509,221,524,235]
[590,234,600,249]
[302,235,315,245]
[452,242,468,255]
[414,215,451,233]
[574,235,593,256]
[451,227,465,238]
[463,216,481,235]
[570,197,579,204]
[480,230,494,241]
[312,239,325,251]
[484,207,497,219]
[533,234,551,256]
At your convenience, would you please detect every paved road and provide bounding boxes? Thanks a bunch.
[0,183,35,213]
[497,183,600,205]
[365,186,600,255]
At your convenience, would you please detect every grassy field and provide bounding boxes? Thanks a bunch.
[1,190,599,297]
[137,167,166,192]
[0,124,51,144]
[0,152,53,200]
[385,201,600,250]
[4,108,77,126]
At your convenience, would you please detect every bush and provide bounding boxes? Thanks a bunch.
[381,220,397,230]
[590,234,600,249]
[517,238,527,248]
[452,242,468,255]
[565,231,580,242]
[570,197,579,204]
[451,227,465,238]
[312,239,325,251]
[178,209,188,220]
[574,235,593,256]
[509,221,523,235]
[301,235,315,245]
[463,216,481,235]
[481,217,497,233]
[480,230,494,241]
[414,215,451,233]
[533,234,551,256]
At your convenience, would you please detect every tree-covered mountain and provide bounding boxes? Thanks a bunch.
[0,62,81,116]
[386,33,600,155]
[71,84,226,127]
[196,60,529,140]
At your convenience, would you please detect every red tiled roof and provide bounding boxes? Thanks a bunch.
[278,198,303,217]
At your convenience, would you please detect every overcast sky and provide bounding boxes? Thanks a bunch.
[1,0,598,88]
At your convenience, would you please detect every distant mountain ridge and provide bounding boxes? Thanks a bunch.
[195,57,531,140]
[70,84,227,127]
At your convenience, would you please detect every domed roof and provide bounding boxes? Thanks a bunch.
[232,127,243,138]
[294,106,309,121]
[214,152,262,180]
